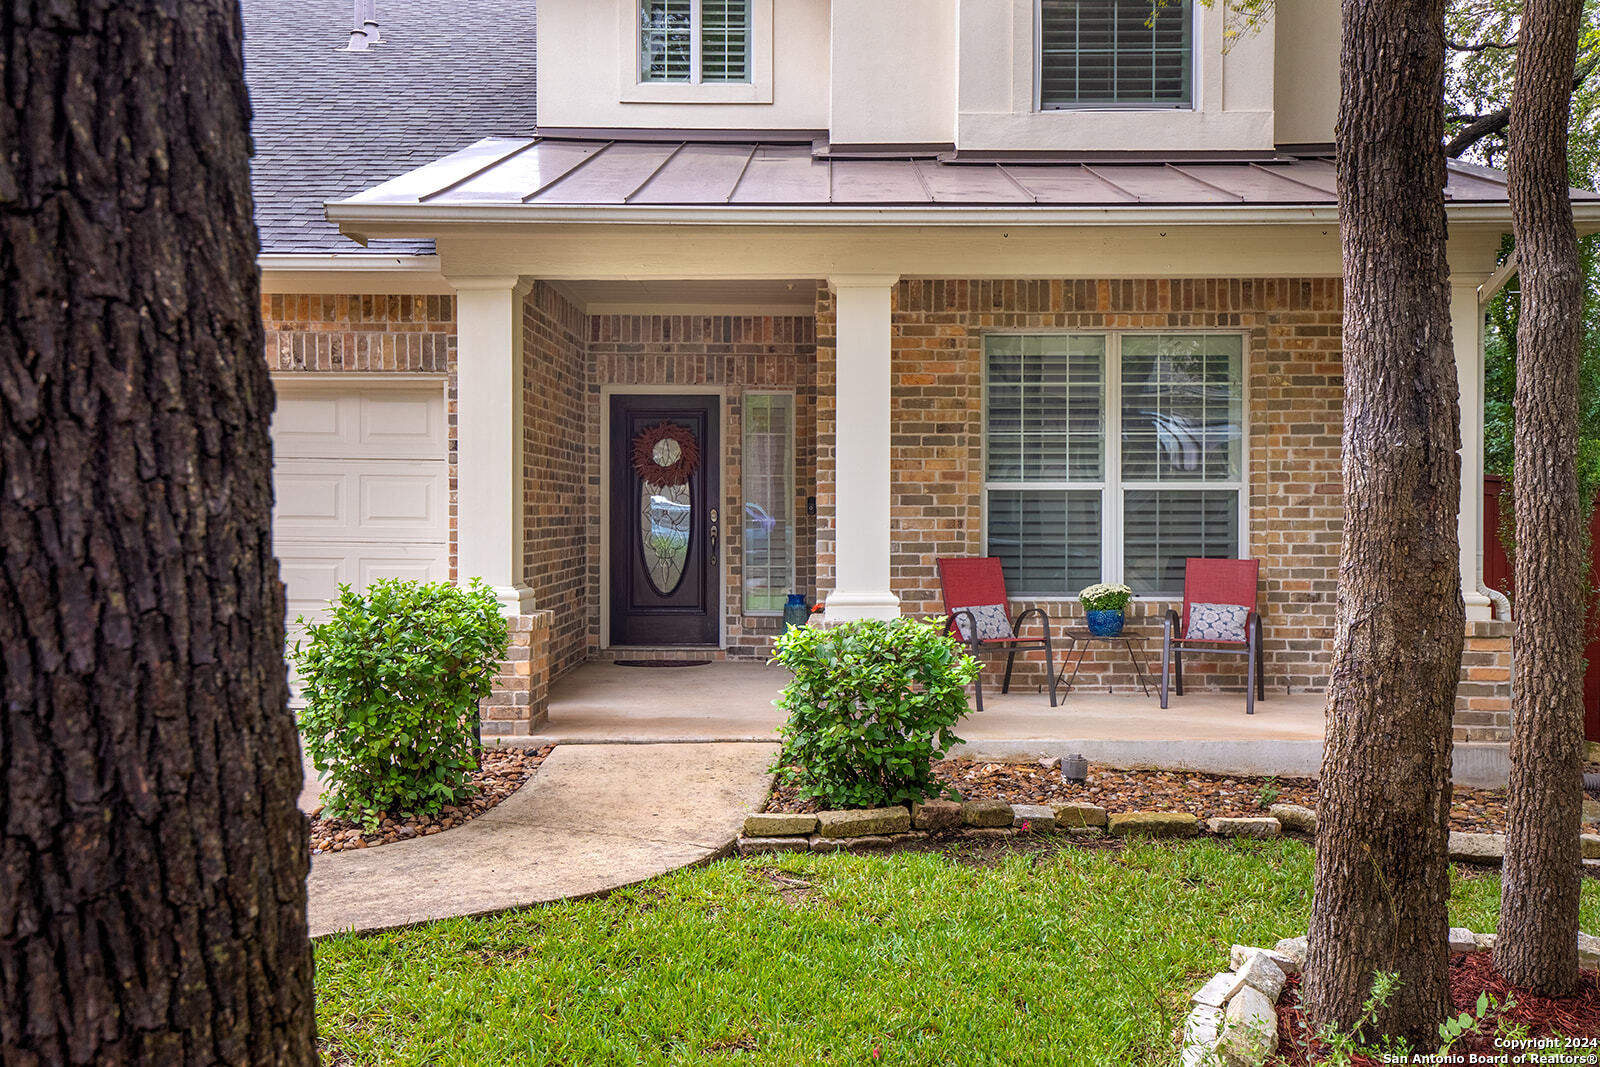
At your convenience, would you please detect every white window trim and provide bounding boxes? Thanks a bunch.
[619,0,774,105]
[1031,0,1200,114]
[980,329,1250,599]
[741,389,797,616]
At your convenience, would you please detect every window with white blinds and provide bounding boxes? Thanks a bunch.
[641,0,750,84]
[984,333,1243,596]
[742,393,794,613]
[1038,0,1193,109]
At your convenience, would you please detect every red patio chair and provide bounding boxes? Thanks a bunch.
[1160,558,1266,715]
[937,557,1058,711]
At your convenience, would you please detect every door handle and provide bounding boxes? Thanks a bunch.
[709,507,719,567]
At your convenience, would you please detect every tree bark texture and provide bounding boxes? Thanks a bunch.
[1304,0,1462,1043]
[0,4,316,1065]
[1494,0,1587,997]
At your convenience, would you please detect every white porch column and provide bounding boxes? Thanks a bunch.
[1453,278,1492,621]
[826,275,901,621]
[451,275,536,615]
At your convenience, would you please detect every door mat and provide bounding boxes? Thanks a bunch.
[613,659,713,668]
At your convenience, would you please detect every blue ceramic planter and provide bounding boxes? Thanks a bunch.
[1085,609,1125,637]
[782,593,811,633]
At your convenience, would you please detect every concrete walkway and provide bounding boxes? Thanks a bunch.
[305,742,778,937]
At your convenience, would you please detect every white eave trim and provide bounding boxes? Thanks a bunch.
[258,253,443,272]
[256,253,453,295]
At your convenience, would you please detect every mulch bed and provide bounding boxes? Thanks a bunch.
[308,745,552,854]
[1273,954,1600,1062]
[766,759,1600,837]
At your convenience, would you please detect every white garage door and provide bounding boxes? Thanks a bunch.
[272,382,451,656]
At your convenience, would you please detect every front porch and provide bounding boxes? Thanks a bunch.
[469,273,1513,749]
[292,140,1541,750]
[535,661,1517,785]
[538,660,1327,773]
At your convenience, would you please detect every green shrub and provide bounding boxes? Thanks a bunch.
[294,578,509,825]
[771,618,977,809]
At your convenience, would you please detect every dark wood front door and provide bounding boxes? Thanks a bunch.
[609,394,720,646]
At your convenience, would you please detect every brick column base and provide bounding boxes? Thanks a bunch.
[484,610,554,735]
[1454,619,1512,743]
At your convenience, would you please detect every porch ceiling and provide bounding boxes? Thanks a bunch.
[550,278,817,314]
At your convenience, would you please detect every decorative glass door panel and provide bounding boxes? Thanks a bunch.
[640,481,691,595]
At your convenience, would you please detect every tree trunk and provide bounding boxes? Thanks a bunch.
[0,4,317,1065]
[1304,0,1462,1043]
[1495,0,1587,997]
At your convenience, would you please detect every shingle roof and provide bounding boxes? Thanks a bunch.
[241,0,537,254]
[338,137,1594,213]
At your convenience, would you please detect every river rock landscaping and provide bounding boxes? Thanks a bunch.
[309,744,552,854]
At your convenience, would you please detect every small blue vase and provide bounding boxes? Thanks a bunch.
[782,593,810,633]
[1085,609,1124,637]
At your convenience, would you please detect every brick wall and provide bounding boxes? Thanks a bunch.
[1456,621,1513,743]
[816,278,1345,697]
[483,610,554,735]
[522,284,590,682]
[586,314,818,660]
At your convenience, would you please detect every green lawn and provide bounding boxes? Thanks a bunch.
[314,839,1600,1067]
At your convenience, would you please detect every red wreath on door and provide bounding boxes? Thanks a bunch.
[631,422,701,488]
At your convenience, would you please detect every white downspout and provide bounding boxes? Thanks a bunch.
[1480,582,1512,622]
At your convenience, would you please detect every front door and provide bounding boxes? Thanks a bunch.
[609,394,721,646]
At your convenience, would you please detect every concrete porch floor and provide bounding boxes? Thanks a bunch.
[532,660,1331,778]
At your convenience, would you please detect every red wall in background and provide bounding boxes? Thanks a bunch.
[1483,474,1600,742]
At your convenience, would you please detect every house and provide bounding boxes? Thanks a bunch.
[244,0,1600,739]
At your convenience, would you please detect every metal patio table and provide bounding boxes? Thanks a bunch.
[1054,626,1154,698]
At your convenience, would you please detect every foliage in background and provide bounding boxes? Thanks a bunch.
[770,619,977,809]
[1445,0,1600,596]
[1449,1,1600,510]
[296,578,509,825]
[1445,0,1600,171]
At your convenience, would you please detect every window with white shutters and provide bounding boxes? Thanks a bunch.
[641,0,750,84]
[984,332,1244,596]
[1038,0,1193,109]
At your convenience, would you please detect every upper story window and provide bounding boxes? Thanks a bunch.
[640,0,751,84]
[1038,0,1194,109]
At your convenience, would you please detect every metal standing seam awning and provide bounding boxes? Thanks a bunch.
[325,136,1600,235]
